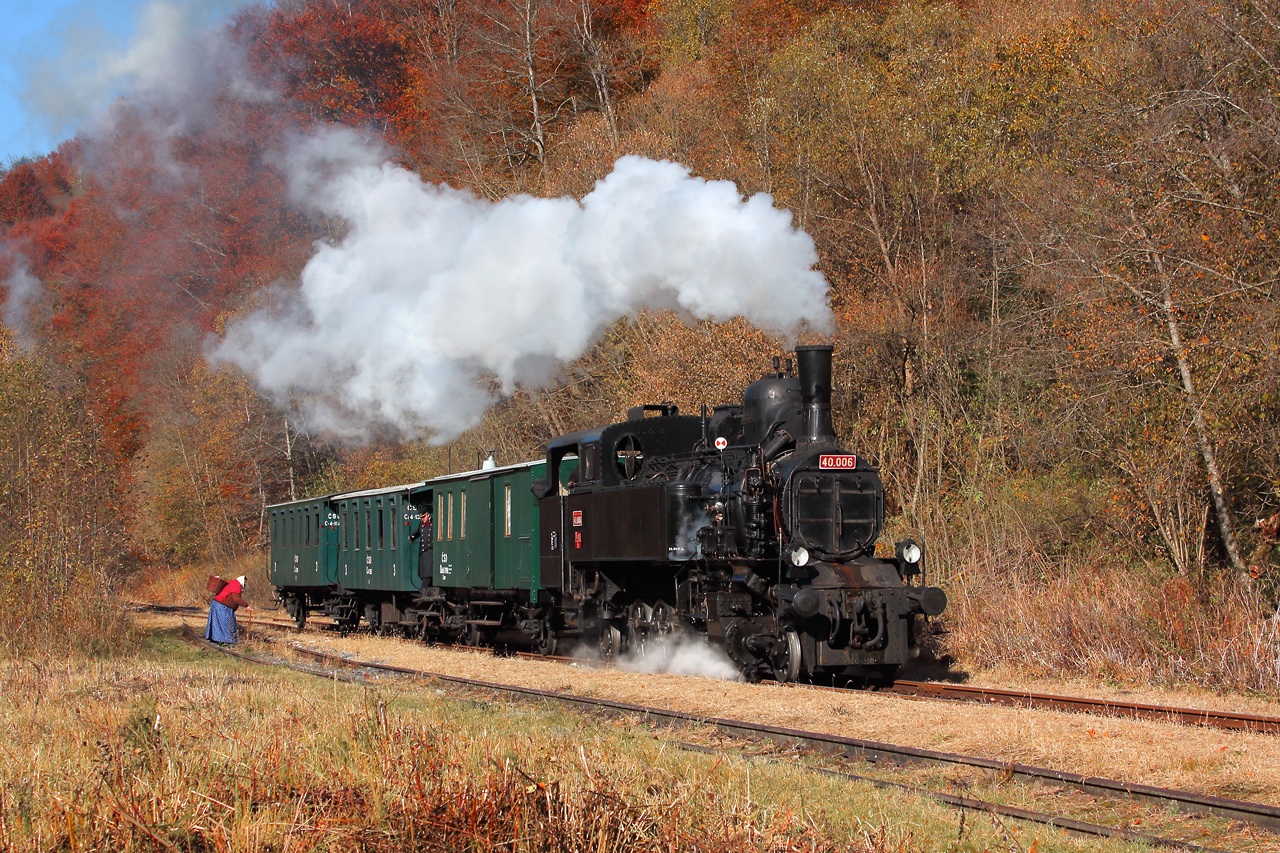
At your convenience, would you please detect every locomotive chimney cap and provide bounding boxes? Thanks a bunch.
[795,345,836,444]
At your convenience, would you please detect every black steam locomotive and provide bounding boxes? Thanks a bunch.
[533,344,945,682]
[269,345,945,683]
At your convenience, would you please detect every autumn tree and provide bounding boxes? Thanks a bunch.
[0,331,131,654]
[1038,0,1280,581]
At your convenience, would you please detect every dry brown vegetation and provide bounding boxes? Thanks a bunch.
[0,627,1160,853]
[281,623,1280,804]
[3,0,1280,695]
[0,337,133,656]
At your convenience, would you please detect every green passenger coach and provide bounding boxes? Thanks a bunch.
[268,459,552,649]
[330,483,431,630]
[267,495,339,625]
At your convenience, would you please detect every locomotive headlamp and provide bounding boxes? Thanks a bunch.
[790,546,810,567]
[896,540,922,565]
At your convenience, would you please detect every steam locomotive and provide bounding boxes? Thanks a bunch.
[269,345,945,683]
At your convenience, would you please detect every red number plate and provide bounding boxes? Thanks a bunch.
[572,510,583,527]
[818,454,857,470]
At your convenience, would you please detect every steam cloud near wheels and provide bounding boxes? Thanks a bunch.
[211,127,832,442]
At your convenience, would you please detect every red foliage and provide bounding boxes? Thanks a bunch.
[596,0,650,36]
[2,85,319,471]
[2,0,652,487]
[721,0,841,51]
[248,1,417,142]
[0,154,72,226]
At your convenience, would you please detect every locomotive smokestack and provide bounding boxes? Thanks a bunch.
[796,344,836,444]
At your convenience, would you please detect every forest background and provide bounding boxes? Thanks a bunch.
[1,0,1278,690]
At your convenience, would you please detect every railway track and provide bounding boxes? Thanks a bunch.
[516,647,1280,737]
[886,680,1280,735]
[182,622,1275,850]
[136,601,1280,738]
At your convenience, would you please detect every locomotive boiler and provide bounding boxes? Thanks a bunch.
[534,344,946,683]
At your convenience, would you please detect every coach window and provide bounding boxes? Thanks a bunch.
[504,485,512,538]
[437,494,444,540]
[389,500,397,551]
[461,491,467,539]
[289,512,296,548]
[355,506,362,551]
[314,511,321,545]
[365,502,372,550]
[305,511,312,547]
[447,492,454,540]
[377,505,385,550]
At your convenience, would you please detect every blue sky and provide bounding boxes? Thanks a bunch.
[1,0,131,162]
[0,0,244,165]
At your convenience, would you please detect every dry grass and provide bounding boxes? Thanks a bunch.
[0,579,135,659]
[0,624,1170,853]
[923,471,1280,694]
[128,554,269,610]
[279,622,1280,809]
[942,553,1280,694]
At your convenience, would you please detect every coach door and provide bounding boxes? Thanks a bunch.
[322,504,340,584]
[466,476,493,588]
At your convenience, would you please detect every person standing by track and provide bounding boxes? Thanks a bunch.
[206,574,250,644]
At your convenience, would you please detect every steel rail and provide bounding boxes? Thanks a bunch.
[128,602,205,613]
[676,741,1230,853]
[889,680,1280,734]
[265,636,1280,835]
[185,625,1237,852]
[151,602,1280,738]
[514,650,1280,736]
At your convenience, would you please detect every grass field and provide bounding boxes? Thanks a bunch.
[0,622,1187,853]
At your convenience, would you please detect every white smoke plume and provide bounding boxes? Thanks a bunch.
[617,634,743,681]
[212,126,832,441]
[1,256,41,352]
[20,0,259,151]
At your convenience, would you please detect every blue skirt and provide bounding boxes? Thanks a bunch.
[205,600,237,644]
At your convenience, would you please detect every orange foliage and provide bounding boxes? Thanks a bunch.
[248,2,419,145]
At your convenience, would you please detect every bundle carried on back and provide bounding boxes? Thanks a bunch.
[206,575,227,596]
